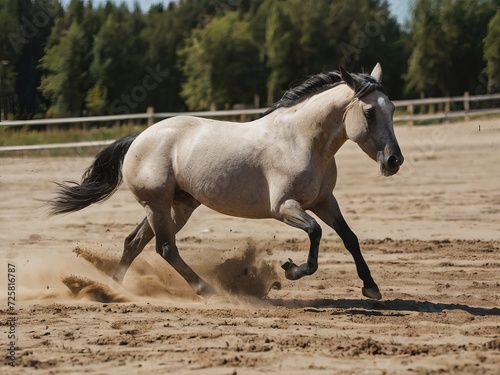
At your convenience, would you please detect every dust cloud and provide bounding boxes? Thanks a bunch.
[15,240,282,304]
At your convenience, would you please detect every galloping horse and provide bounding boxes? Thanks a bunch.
[48,64,403,300]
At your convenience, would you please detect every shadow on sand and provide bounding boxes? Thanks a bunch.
[267,298,500,316]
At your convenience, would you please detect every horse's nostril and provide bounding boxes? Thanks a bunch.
[387,155,399,168]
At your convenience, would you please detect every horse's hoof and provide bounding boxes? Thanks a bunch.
[281,259,299,280]
[281,258,296,270]
[362,286,382,300]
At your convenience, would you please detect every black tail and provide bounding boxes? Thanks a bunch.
[47,133,140,215]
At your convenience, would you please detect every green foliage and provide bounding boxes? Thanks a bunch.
[1,0,498,120]
[140,0,221,112]
[88,5,147,114]
[0,0,23,59]
[0,0,61,118]
[0,0,20,117]
[406,0,499,97]
[179,11,266,109]
[264,0,405,103]
[39,19,89,116]
[0,123,146,156]
[484,11,500,92]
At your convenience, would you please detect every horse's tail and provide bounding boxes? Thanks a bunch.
[47,133,141,215]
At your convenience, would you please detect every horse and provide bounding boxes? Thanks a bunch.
[47,64,403,301]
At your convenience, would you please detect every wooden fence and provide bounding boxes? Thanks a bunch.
[393,92,500,126]
[1,92,499,152]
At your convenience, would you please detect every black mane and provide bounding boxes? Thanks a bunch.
[262,70,386,116]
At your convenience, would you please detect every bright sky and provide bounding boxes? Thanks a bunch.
[59,0,413,25]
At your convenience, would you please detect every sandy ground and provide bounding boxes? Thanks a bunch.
[0,118,499,374]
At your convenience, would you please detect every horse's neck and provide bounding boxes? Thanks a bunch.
[271,86,353,160]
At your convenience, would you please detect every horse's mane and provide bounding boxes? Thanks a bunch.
[262,70,386,117]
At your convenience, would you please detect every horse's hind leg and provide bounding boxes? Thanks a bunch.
[171,191,201,233]
[112,217,154,283]
[112,192,200,284]
[148,203,216,298]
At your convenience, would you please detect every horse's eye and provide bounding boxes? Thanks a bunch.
[364,107,375,120]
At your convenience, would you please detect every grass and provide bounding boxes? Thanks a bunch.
[0,123,147,157]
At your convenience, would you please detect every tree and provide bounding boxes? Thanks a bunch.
[179,11,266,110]
[405,0,447,96]
[264,0,406,104]
[0,0,62,118]
[39,19,89,116]
[142,0,246,112]
[405,0,499,97]
[0,0,22,117]
[484,11,500,93]
[88,4,148,114]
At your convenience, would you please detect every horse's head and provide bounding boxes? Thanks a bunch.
[340,64,404,176]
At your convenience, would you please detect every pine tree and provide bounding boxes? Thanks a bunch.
[484,11,500,93]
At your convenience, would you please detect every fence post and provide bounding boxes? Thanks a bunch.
[463,92,470,122]
[407,104,414,126]
[444,99,450,124]
[147,106,154,127]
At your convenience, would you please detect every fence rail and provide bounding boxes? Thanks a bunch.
[1,92,499,152]
[0,108,267,127]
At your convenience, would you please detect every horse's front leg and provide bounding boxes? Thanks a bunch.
[277,199,322,280]
[311,195,382,300]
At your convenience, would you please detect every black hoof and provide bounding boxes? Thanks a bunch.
[281,258,299,280]
[362,286,382,300]
[281,258,297,271]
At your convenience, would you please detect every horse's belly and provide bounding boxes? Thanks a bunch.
[200,192,272,219]
[176,167,272,219]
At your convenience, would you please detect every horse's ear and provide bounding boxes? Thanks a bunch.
[339,66,357,91]
[370,63,382,82]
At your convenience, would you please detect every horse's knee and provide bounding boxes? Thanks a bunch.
[155,242,167,258]
[157,242,179,263]
[124,233,135,248]
[124,233,146,257]
[124,218,152,249]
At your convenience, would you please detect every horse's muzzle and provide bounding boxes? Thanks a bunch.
[379,151,404,176]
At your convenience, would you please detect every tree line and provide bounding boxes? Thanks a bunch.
[0,0,498,120]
